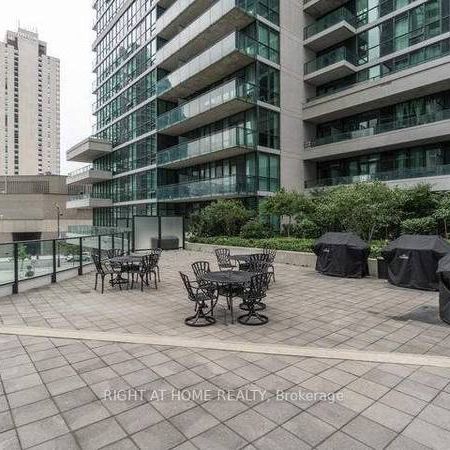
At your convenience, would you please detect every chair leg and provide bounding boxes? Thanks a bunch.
[94,273,98,291]
[101,275,105,294]
[157,266,160,282]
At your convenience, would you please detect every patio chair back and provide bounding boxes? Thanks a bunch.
[180,272,197,302]
[246,272,270,302]
[107,249,124,259]
[215,248,233,270]
[263,247,277,263]
[192,261,211,280]
[92,253,106,275]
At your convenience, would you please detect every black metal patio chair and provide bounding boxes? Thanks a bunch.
[238,272,270,326]
[263,247,277,282]
[180,272,218,327]
[215,248,237,271]
[150,248,162,281]
[92,253,124,294]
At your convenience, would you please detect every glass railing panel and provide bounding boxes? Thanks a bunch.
[307,164,450,188]
[56,238,83,273]
[305,47,356,75]
[157,79,257,130]
[0,244,14,286]
[307,108,450,147]
[304,7,355,39]
[157,175,257,200]
[18,241,53,281]
[81,236,99,267]
[157,127,256,165]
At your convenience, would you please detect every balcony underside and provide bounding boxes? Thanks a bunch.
[304,22,356,53]
[157,0,215,41]
[66,138,112,163]
[304,57,450,123]
[303,0,349,17]
[66,170,112,186]
[158,50,255,102]
[157,7,254,72]
[159,98,254,136]
[66,198,113,209]
[304,61,358,86]
[303,119,450,162]
[158,145,254,169]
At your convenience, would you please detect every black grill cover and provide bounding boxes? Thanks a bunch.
[382,235,450,291]
[314,232,370,278]
[437,255,450,324]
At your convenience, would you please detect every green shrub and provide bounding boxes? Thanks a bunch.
[240,220,272,239]
[291,218,321,239]
[400,217,438,235]
[189,200,253,237]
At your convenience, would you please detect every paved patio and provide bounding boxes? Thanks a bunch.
[0,250,449,357]
[0,250,449,449]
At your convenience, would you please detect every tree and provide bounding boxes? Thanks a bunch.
[434,194,450,238]
[262,189,312,237]
[313,182,401,242]
[189,200,254,237]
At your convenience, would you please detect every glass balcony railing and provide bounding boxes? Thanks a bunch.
[305,164,450,189]
[305,47,357,75]
[304,7,356,40]
[157,79,257,131]
[157,32,278,97]
[67,165,94,178]
[157,175,257,201]
[68,193,110,202]
[306,108,450,148]
[158,127,256,166]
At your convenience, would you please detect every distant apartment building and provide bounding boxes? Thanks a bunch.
[0,175,92,243]
[0,28,60,175]
[67,0,450,226]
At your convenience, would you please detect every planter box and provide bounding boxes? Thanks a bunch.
[186,241,379,277]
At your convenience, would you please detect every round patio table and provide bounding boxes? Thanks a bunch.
[109,255,145,288]
[230,254,264,271]
[201,271,256,324]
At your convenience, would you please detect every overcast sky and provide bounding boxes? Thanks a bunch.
[1,0,95,174]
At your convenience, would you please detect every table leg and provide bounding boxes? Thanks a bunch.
[229,294,235,324]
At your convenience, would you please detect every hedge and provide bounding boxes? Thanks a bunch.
[189,236,387,258]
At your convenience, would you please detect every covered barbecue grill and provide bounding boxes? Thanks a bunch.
[314,232,370,278]
[382,235,450,291]
[437,254,450,324]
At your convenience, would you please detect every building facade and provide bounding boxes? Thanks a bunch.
[67,0,450,226]
[0,175,92,243]
[0,28,61,176]
[302,0,450,191]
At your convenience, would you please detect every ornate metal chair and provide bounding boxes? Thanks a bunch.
[180,272,218,327]
[107,249,125,259]
[215,248,237,271]
[238,272,270,326]
[263,247,277,282]
[150,248,162,281]
[92,253,124,294]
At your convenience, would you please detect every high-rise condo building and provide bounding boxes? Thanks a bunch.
[66,0,450,225]
[0,28,61,175]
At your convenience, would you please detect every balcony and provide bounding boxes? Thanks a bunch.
[66,138,112,163]
[66,166,112,186]
[304,7,357,52]
[157,127,256,169]
[66,194,113,210]
[304,47,357,86]
[305,165,450,192]
[157,31,276,102]
[157,79,257,136]
[156,0,214,41]
[303,0,349,17]
[157,175,257,202]
[156,0,255,72]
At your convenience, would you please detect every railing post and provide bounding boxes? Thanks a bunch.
[78,237,83,276]
[127,232,131,254]
[51,240,57,283]
[111,233,115,252]
[98,235,102,259]
[12,243,19,294]
[121,233,124,254]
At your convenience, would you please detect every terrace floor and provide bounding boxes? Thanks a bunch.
[0,250,449,449]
